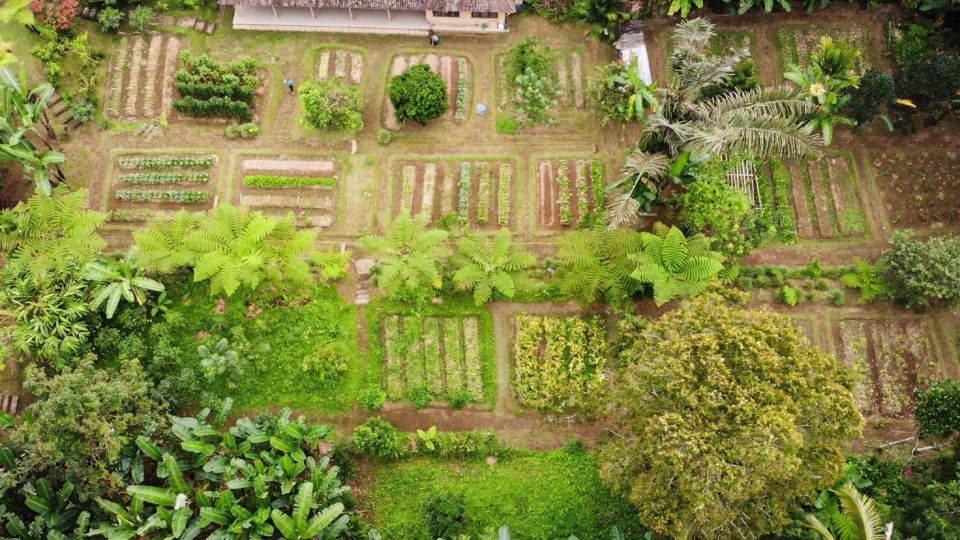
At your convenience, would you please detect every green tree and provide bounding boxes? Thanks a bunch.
[299,77,364,131]
[2,272,90,368]
[555,226,643,304]
[513,67,560,126]
[11,357,167,501]
[452,229,535,305]
[601,295,863,539]
[805,483,892,540]
[83,246,165,319]
[878,232,960,310]
[572,0,628,41]
[387,64,448,126]
[358,210,449,300]
[915,379,960,439]
[630,223,724,306]
[134,205,316,297]
[0,67,66,195]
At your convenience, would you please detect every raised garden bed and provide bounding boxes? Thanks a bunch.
[171,51,263,124]
[233,156,340,229]
[119,172,210,185]
[382,315,487,407]
[537,158,604,229]
[114,189,209,203]
[873,150,960,229]
[314,47,364,85]
[109,153,218,217]
[383,53,471,130]
[780,153,867,241]
[104,32,183,121]
[392,159,515,229]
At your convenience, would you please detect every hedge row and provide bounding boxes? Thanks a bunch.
[114,189,210,203]
[173,96,253,122]
[243,175,335,188]
[119,172,211,185]
[118,155,215,170]
[175,80,255,104]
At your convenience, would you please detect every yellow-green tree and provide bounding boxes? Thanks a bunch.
[600,295,863,539]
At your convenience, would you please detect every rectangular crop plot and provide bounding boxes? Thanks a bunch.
[776,23,874,73]
[108,153,217,219]
[233,156,339,229]
[104,33,182,121]
[537,158,605,229]
[382,315,486,407]
[315,48,364,84]
[392,160,515,229]
[383,53,470,130]
[779,155,867,240]
[874,150,960,228]
[496,50,587,112]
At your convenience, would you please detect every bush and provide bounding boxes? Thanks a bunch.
[425,493,469,540]
[447,389,473,410]
[243,175,335,188]
[513,68,559,126]
[495,114,518,135]
[352,417,408,460]
[29,0,80,29]
[587,62,632,125]
[97,6,122,32]
[848,69,895,129]
[915,379,960,439]
[377,128,393,145]
[388,64,449,126]
[299,78,365,131]
[127,6,154,31]
[408,385,433,409]
[828,288,846,306]
[224,122,260,139]
[173,95,253,122]
[506,37,555,82]
[359,384,387,412]
[879,232,960,309]
[68,98,96,123]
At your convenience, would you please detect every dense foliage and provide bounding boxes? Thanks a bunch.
[358,210,449,301]
[172,52,259,122]
[299,77,365,131]
[879,232,960,309]
[451,229,535,305]
[602,295,863,539]
[387,64,448,126]
[915,379,960,439]
[505,38,559,126]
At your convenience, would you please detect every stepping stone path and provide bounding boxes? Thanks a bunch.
[354,258,374,305]
[152,14,217,34]
[105,33,183,121]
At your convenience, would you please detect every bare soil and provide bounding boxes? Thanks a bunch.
[536,158,598,230]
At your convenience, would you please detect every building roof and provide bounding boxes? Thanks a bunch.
[218,0,519,14]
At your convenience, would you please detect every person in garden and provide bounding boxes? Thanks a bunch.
[431,33,440,47]
[284,78,295,93]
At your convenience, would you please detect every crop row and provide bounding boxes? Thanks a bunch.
[114,189,210,203]
[243,175,335,188]
[590,160,604,220]
[557,160,572,226]
[476,164,492,225]
[401,166,415,212]
[422,164,437,218]
[458,162,471,224]
[455,58,469,122]
[575,161,589,218]
[119,172,211,185]
[498,165,511,227]
[118,155,215,170]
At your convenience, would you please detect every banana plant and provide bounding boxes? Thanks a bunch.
[270,482,349,540]
[0,67,64,194]
[612,63,660,122]
[783,63,857,146]
[83,246,165,319]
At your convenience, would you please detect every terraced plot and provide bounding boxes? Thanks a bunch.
[874,150,960,228]
[234,156,339,229]
[108,153,217,221]
[383,53,471,129]
[779,154,867,240]
[314,47,364,84]
[393,159,515,229]
[382,316,487,406]
[537,158,605,229]
[104,32,182,121]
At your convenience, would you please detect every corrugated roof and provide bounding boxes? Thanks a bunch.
[219,0,519,14]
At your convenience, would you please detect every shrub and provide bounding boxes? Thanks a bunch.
[879,232,960,309]
[778,285,801,306]
[425,493,469,540]
[299,78,364,131]
[173,95,253,122]
[97,7,122,32]
[506,37,555,82]
[353,417,408,460]
[359,383,387,411]
[587,62,632,125]
[127,6,155,31]
[388,64,448,126]
[173,52,259,121]
[848,69,895,130]
[29,0,80,30]
[408,385,433,409]
[377,128,393,145]
[828,288,846,306]
[224,122,260,139]
[915,379,960,439]
[495,114,518,135]
[243,175,335,188]
[447,389,473,410]
[513,68,560,125]
[68,98,96,123]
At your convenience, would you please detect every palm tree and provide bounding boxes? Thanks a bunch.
[555,226,643,304]
[0,68,66,194]
[83,247,165,319]
[357,210,449,298]
[605,150,670,228]
[630,223,724,306]
[452,228,536,305]
[805,483,894,540]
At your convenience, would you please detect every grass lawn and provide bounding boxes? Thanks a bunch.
[365,445,648,539]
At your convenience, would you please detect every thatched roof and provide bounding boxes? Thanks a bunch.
[219,0,519,13]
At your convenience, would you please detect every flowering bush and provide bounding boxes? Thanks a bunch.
[30,0,79,30]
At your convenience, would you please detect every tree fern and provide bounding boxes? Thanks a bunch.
[630,224,724,306]
[452,228,535,305]
[556,227,644,304]
[357,210,449,300]
[805,483,891,540]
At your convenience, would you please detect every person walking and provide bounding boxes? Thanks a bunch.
[284,78,295,93]
[430,33,440,47]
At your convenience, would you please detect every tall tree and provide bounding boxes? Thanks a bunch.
[452,228,535,305]
[601,295,863,539]
[357,210,449,299]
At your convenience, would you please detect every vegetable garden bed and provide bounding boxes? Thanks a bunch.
[314,47,364,85]
[392,159,515,229]
[495,50,586,112]
[775,23,875,74]
[108,152,218,217]
[780,153,867,241]
[383,53,470,130]
[536,158,604,229]
[381,315,490,407]
[233,156,340,228]
[104,32,183,121]
[873,150,960,229]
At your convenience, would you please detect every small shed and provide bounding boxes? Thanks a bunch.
[614,20,653,85]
